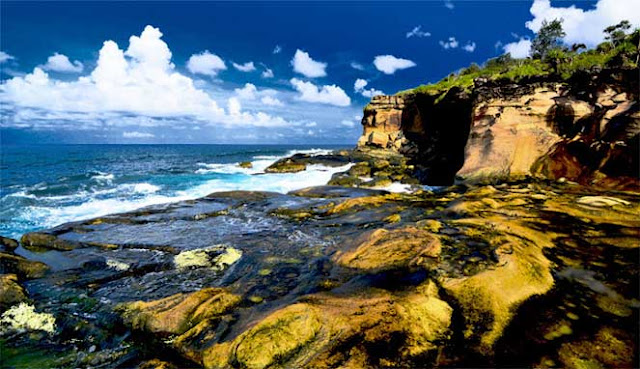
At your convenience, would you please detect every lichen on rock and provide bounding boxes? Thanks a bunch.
[174,245,242,271]
[0,303,56,335]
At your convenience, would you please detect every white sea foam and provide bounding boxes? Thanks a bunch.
[91,172,115,184]
[10,162,351,234]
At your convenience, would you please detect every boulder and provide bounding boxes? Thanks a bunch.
[0,274,28,312]
[0,236,19,253]
[0,252,49,279]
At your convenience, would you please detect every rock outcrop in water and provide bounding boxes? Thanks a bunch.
[357,69,639,190]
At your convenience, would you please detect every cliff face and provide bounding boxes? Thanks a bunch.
[357,69,639,189]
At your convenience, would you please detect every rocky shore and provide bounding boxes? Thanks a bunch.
[1,68,639,368]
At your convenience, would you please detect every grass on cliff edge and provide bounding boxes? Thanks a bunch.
[399,29,639,96]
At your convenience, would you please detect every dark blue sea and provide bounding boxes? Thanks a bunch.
[0,144,349,239]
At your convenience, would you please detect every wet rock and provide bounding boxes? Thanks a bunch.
[118,287,241,336]
[238,161,253,169]
[264,159,306,173]
[21,232,83,251]
[202,282,451,369]
[0,252,49,279]
[0,274,28,311]
[0,236,19,253]
[336,227,441,272]
[137,359,178,369]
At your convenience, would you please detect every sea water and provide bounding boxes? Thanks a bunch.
[0,144,349,239]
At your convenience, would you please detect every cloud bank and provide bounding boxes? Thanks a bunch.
[1,26,290,128]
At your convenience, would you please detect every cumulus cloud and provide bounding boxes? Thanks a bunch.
[503,38,532,58]
[232,61,256,72]
[354,78,384,98]
[350,61,365,71]
[261,67,274,78]
[0,51,15,63]
[123,131,154,138]
[525,0,640,47]
[290,78,350,106]
[462,41,477,52]
[444,0,454,10]
[234,83,258,99]
[261,96,283,106]
[373,55,416,75]
[291,49,327,78]
[0,25,289,128]
[273,45,282,54]
[341,119,356,127]
[406,26,431,38]
[41,53,84,73]
[439,37,459,49]
[187,50,226,77]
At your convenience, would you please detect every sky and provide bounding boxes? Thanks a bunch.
[1,0,638,144]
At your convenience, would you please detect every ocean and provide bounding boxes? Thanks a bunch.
[0,144,350,240]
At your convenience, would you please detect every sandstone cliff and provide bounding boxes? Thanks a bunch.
[357,69,639,189]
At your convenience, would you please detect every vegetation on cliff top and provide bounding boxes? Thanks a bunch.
[400,20,639,96]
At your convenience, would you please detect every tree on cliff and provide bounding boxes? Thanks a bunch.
[530,19,566,61]
[604,20,631,47]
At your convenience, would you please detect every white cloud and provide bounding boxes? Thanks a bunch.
[503,38,532,58]
[227,97,241,115]
[123,131,154,138]
[291,49,327,78]
[290,78,350,107]
[187,50,226,77]
[306,121,317,127]
[373,55,416,75]
[406,26,431,38]
[354,78,384,98]
[41,53,83,73]
[273,45,282,54]
[444,0,455,9]
[261,67,274,78]
[0,25,288,128]
[0,51,15,64]
[341,120,356,127]
[525,0,640,47]
[232,61,256,72]
[462,41,477,52]
[439,37,459,49]
[350,61,365,71]
[235,83,258,99]
[261,96,284,106]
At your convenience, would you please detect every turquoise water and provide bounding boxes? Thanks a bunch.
[0,144,349,239]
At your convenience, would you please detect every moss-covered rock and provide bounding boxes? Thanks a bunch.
[265,159,307,173]
[336,227,441,272]
[0,274,28,312]
[203,282,452,369]
[118,287,241,336]
[0,237,19,253]
[0,252,49,279]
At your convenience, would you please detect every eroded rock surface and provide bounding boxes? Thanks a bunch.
[356,69,639,189]
[3,182,638,368]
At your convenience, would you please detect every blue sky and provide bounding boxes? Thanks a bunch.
[1,0,637,144]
